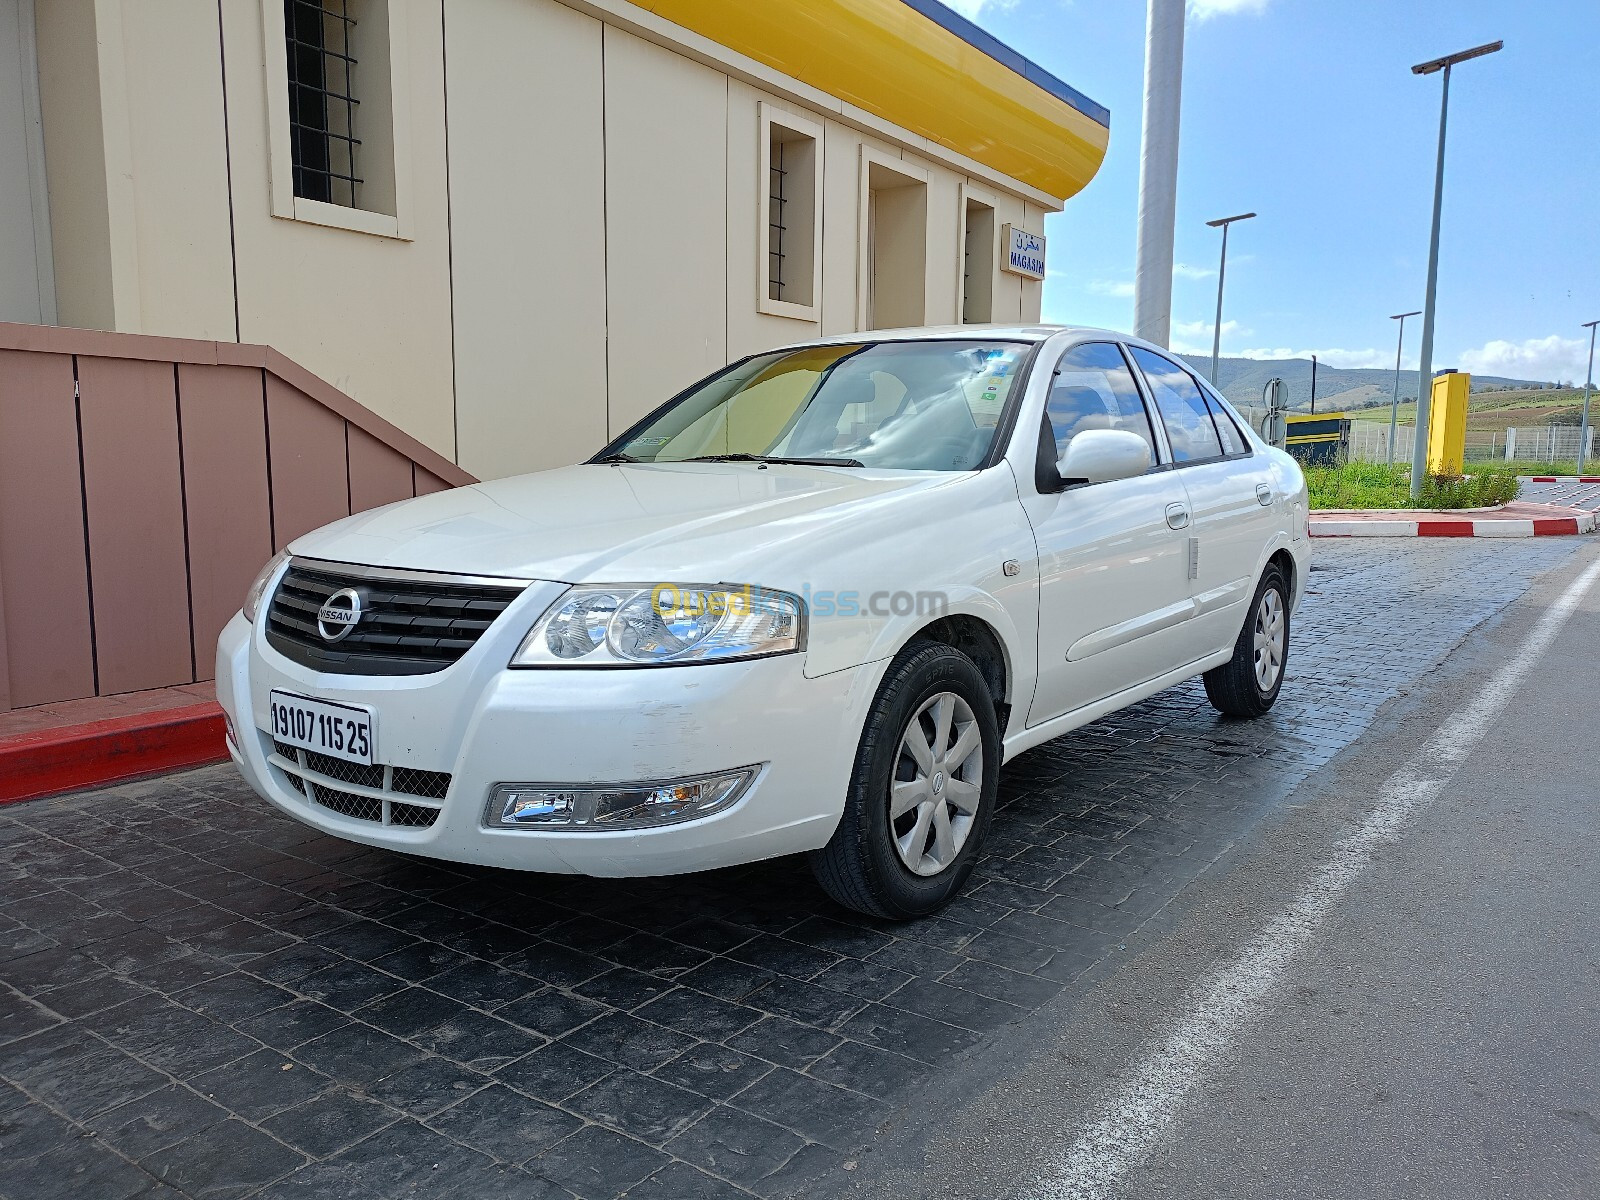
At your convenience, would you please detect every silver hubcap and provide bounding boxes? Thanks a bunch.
[1253,587,1286,691]
[890,692,983,877]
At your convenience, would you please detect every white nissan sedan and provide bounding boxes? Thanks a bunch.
[218,326,1308,919]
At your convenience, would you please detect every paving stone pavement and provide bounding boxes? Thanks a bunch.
[1518,478,1600,511]
[0,539,1580,1200]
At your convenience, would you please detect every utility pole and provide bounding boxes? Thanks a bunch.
[1310,355,1318,414]
[1580,320,1598,475]
[1132,0,1186,347]
[1388,310,1421,465]
[1206,212,1255,385]
[1408,40,1504,498]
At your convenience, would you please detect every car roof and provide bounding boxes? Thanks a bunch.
[783,323,1152,350]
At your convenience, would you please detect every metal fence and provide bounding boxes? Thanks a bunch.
[1346,421,1594,467]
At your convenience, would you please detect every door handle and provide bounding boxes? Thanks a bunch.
[1256,484,1274,506]
[1165,503,1190,530]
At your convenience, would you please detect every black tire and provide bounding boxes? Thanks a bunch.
[1203,562,1290,718]
[810,641,1001,920]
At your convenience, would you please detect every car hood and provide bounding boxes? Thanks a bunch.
[289,462,960,583]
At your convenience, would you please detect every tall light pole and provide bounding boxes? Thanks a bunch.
[1388,310,1421,465]
[1206,212,1255,385]
[1580,320,1598,475]
[1132,0,1186,347]
[1407,39,1503,499]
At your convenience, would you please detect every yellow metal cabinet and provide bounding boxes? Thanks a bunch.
[1427,371,1470,476]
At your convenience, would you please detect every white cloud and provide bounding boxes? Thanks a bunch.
[1457,335,1588,384]
[1189,0,1271,21]
[942,0,1018,21]
[1232,347,1399,370]
[1172,262,1217,281]
[1170,319,1244,354]
[1087,279,1136,298]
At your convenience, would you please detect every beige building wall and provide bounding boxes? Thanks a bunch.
[602,29,729,436]
[0,0,54,325]
[446,0,608,482]
[26,0,1055,480]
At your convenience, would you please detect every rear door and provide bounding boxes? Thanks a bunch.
[1126,348,1277,658]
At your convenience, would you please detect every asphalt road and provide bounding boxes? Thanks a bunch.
[827,540,1600,1200]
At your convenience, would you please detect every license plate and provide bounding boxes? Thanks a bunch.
[268,691,376,765]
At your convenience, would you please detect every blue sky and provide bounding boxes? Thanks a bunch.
[952,0,1600,383]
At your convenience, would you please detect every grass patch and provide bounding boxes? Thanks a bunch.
[1305,459,1521,511]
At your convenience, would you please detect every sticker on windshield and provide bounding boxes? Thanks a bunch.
[967,372,1014,428]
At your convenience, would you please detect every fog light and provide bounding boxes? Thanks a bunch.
[486,767,759,831]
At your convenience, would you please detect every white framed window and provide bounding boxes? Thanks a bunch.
[857,147,927,331]
[758,104,823,321]
[262,0,413,240]
[959,185,997,324]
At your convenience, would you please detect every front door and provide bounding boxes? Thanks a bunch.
[1021,342,1196,726]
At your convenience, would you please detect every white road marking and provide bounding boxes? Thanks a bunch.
[1035,554,1600,1200]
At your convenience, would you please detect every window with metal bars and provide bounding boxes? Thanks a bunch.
[768,137,788,303]
[760,109,820,315]
[962,198,996,323]
[285,0,362,208]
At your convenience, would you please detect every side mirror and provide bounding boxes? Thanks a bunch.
[1055,429,1152,488]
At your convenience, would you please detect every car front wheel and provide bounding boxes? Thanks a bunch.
[810,642,1000,920]
[1203,562,1290,718]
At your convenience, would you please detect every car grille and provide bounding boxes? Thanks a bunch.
[271,740,448,829]
[265,560,526,676]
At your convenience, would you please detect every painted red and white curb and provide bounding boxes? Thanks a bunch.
[1523,476,1600,484]
[0,703,226,804]
[1311,501,1596,539]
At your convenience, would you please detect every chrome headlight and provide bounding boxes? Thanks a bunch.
[511,584,804,667]
[242,550,291,623]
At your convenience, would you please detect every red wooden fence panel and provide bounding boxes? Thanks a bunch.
[0,324,475,712]
[178,363,274,681]
[348,425,415,514]
[77,357,194,695]
[415,468,452,495]
[0,350,95,708]
[265,375,350,551]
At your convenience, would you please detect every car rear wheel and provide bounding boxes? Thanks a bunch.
[810,642,1000,920]
[1203,562,1290,718]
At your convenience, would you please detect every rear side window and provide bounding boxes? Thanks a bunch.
[1198,380,1250,456]
[1128,347,1224,463]
[1045,342,1158,460]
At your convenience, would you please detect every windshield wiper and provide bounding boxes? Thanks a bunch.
[592,451,639,464]
[680,453,865,467]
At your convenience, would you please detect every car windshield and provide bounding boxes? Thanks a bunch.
[602,340,1030,471]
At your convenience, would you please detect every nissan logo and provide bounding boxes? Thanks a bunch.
[316,588,365,642]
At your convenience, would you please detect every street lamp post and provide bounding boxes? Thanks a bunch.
[1407,39,1503,499]
[1580,320,1598,475]
[1206,212,1255,385]
[1388,310,1421,465]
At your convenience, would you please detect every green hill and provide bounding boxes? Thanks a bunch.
[1174,355,1550,414]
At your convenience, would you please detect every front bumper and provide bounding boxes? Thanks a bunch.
[215,611,880,876]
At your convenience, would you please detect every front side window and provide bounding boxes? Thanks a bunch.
[603,341,1030,472]
[1129,347,1225,463]
[1046,342,1159,461]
